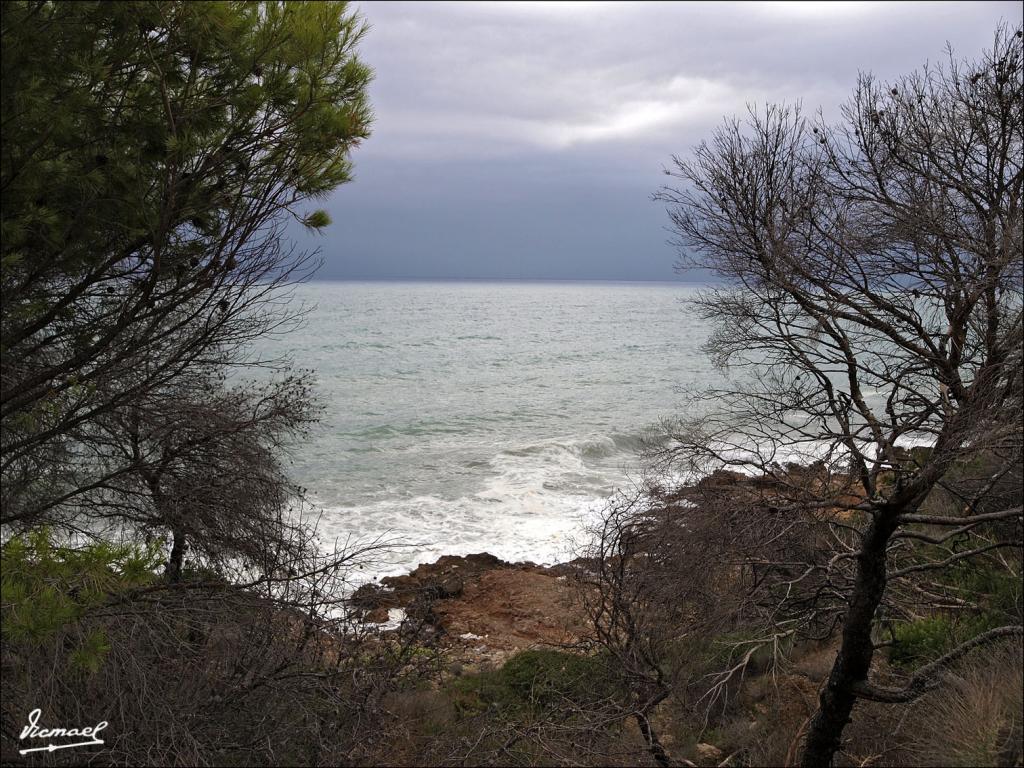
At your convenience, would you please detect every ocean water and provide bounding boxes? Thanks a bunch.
[259,281,719,577]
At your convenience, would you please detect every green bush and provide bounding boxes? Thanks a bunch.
[950,561,1023,628]
[891,560,1023,670]
[501,649,617,709]
[451,649,622,717]
[890,616,957,668]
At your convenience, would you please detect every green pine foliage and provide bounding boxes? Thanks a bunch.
[1,0,371,286]
[1,529,162,670]
[1,2,373,532]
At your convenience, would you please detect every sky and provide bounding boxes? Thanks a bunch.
[296,0,1021,281]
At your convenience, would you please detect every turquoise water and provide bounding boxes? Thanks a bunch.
[261,281,719,574]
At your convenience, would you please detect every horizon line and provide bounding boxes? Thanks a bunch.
[301,276,714,284]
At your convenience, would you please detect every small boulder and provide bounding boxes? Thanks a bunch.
[363,606,389,624]
[435,574,464,599]
[696,742,724,764]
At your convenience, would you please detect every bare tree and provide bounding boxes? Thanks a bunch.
[586,25,1024,766]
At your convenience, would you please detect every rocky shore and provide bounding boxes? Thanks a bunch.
[345,466,851,669]
[350,553,590,668]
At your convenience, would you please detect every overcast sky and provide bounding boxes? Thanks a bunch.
[297,0,1020,281]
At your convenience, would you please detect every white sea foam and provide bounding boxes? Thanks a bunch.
[309,429,940,584]
[253,282,718,580]
[313,435,618,581]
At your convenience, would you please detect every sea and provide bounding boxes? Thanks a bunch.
[256,280,723,578]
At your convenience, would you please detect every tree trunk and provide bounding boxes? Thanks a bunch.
[800,512,898,767]
[635,711,671,768]
[166,526,186,582]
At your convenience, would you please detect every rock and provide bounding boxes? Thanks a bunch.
[696,742,724,763]
[696,469,744,489]
[347,552,587,666]
[364,606,389,624]
[350,582,401,611]
[434,574,464,599]
[432,568,585,653]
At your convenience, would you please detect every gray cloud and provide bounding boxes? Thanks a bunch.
[298,1,1020,280]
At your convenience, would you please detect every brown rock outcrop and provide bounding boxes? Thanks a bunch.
[350,553,588,667]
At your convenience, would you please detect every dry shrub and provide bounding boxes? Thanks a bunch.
[902,640,1023,767]
[1,583,439,766]
[373,688,459,766]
